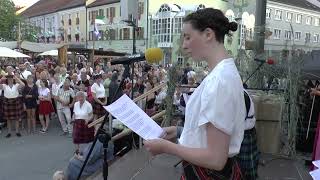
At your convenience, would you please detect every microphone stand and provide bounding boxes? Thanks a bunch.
[243,62,264,84]
[76,70,129,180]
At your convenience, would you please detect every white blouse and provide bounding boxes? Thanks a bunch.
[38,87,51,97]
[73,101,93,120]
[179,58,246,157]
[3,84,20,98]
[91,83,105,98]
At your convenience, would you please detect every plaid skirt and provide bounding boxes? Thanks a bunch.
[72,119,94,144]
[39,100,54,115]
[92,98,106,117]
[236,127,259,180]
[181,158,243,180]
[3,97,22,121]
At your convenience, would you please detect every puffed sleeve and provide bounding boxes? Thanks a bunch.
[198,77,236,135]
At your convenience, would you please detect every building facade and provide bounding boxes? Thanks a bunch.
[86,0,147,54]
[265,0,320,52]
[22,0,87,45]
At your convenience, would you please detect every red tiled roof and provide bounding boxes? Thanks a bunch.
[21,0,86,18]
[87,0,120,8]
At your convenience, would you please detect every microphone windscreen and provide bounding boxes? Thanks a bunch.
[145,48,163,64]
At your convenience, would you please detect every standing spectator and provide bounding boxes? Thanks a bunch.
[108,73,123,104]
[55,79,75,136]
[91,74,107,120]
[72,91,94,153]
[38,80,54,133]
[59,67,69,84]
[18,63,32,81]
[0,75,25,138]
[22,75,38,134]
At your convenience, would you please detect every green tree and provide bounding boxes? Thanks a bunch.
[0,0,20,41]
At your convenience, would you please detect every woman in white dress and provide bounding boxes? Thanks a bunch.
[144,8,245,179]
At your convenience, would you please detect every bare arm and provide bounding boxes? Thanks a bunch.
[146,123,230,171]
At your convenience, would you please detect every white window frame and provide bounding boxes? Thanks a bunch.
[266,8,271,19]
[274,9,282,20]
[294,31,301,41]
[306,16,312,25]
[305,32,311,43]
[274,29,281,39]
[296,14,302,24]
[315,18,320,26]
[284,30,292,40]
[286,12,293,22]
[314,34,319,42]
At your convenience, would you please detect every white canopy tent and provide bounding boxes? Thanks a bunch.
[38,49,72,56]
[0,47,30,58]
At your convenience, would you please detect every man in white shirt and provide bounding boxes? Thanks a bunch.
[55,79,75,136]
[19,63,32,80]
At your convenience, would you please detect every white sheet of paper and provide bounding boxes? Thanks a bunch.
[104,94,164,140]
[313,160,320,168]
[310,168,320,179]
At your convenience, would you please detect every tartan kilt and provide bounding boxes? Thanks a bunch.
[236,127,259,180]
[39,100,54,115]
[92,98,106,117]
[181,158,243,180]
[3,97,22,121]
[73,119,94,144]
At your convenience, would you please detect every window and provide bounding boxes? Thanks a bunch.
[76,13,79,25]
[286,12,292,21]
[314,34,319,42]
[136,27,144,40]
[75,34,80,42]
[306,33,311,43]
[284,30,290,40]
[108,29,116,40]
[315,18,320,26]
[138,2,144,18]
[99,9,104,17]
[152,20,157,35]
[89,31,93,41]
[275,10,282,20]
[296,14,302,23]
[286,30,292,40]
[68,34,71,42]
[295,32,301,40]
[119,29,122,40]
[174,17,182,34]
[177,54,184,65]
[274,29,281,39]
[306,16,312,25]
[68,14,71,25]
[266,8,271,19]
[123,28,130,40]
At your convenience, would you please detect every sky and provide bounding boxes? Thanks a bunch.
[12,0,39,7]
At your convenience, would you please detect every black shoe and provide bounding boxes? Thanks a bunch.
[16,133,21,137]
[5,133,11,138]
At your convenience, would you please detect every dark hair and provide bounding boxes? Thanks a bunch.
[183,8,238,43]
[41,79,49,88]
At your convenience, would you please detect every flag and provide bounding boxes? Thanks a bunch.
[94,24,101,40]
[95,15,106,25]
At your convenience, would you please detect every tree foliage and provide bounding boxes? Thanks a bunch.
[0,0,20,41]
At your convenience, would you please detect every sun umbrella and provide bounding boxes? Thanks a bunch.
[38,50,59,56]
[0,47,30,58]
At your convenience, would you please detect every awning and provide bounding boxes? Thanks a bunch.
[0,47,30,58]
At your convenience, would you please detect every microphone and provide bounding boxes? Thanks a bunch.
[254,58,275,65]
[111,48,163,65]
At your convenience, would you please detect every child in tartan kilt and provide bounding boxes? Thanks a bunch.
[236,89,260,180]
